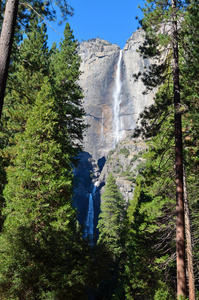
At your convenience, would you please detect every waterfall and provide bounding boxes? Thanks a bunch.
[113,50,123,147]
[84,193,94,240]
[84,182,98,242]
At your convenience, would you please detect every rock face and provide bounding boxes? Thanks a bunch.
[79,29,154,162]
[74,29,155,236]
[79,39,120,161]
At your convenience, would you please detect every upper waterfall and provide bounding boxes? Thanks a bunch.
[78,31,154,161]
[113,50,124,148]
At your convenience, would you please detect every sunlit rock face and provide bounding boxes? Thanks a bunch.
[79,29,154,162]
[121,29,154,133]
[74,30,155,234]
[79,38,120,161]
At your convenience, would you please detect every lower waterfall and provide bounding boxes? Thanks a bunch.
[84,182,98,243]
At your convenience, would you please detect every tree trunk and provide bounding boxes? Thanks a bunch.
[0,0,19,120]
[171,0,187,298]
[184,170,195,300]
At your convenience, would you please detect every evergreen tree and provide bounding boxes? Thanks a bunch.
[0,20,86,224]
[50,23,87,161]
[0,17,51,228]
[0,0,73,119]
[0,80,87,299]
[132,68,199,299]
[123,176,175,300]
[134,1,199,297]
[96,173,126,299]
[97,173,126,257]
[3,17,50,138]
[109,168,177,300]
[0,16,89,299]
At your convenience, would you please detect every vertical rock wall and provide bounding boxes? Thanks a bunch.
[74,29,155,233]
[79,29,154,162]
[79,39,120,161]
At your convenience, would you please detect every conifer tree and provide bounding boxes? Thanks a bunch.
[0,16,89,299]
[1,18,87,212]
[96,173,126,299]
[0,0,73,120]
[134,1,196,297]
[133,69,199,299]
[0,17,51,222]
[50,23,87,161]
[3,17,50,138]
[0,80,87,299]
[122,176,175,300]
[97,173,126,257]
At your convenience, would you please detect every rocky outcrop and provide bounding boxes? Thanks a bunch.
[99,136,147,202]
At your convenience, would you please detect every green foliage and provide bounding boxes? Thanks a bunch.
[0,18,89,299]
[131,1,199,299]
[119,147,130,158]
[117,174,176,300]
[97,173,126,257]
[120,178,158,299]
[0,16,51,229]
[130,154,138,162]
[0,80,88,299]
[177,296,189,300]
[96,173,128,299]
[50,23,87,162]
[153,281,173,300]
[108,149,114,156]
[4,17,50,136]
[0,0,73,37]
[121,171,131,177]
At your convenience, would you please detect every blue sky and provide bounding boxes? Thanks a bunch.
[47,0,143,49]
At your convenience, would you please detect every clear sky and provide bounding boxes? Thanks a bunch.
[47,0,143,49]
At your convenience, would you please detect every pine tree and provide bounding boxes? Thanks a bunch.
[0,17,51,225]
[50,23,87,161]
[3,17,50,138]
[97,173,126,257]
[133,72,199,299]
[124,177,174,300]
[95,173,126,299]
[0,80,87,299]
[0,0,19,119]
[0,0,73,119]
[134,1,198,297]
[0,16,89,299]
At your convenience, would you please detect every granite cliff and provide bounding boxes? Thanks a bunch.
[79,29,154,161]
[73,29,155,238]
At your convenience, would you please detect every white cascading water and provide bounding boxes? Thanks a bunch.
[84,182,98,242]
[113,50,123,148]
